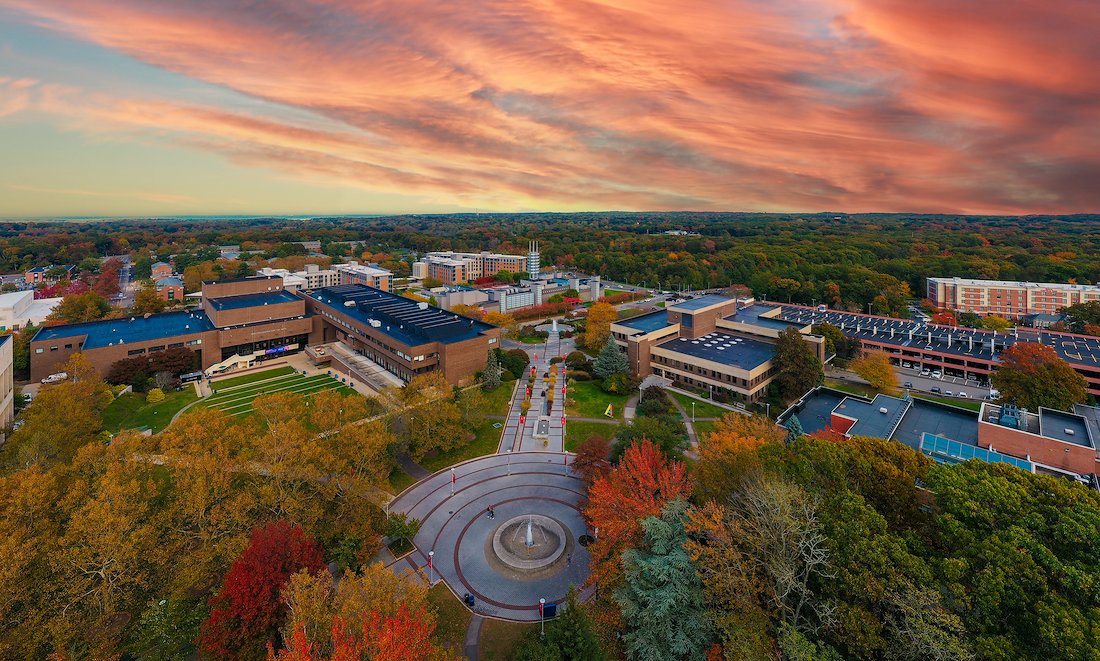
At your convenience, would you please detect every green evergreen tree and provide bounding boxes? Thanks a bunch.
[593,336,629,379]
[785,415,804,444]
[482,351,502,391]
[616,500,711,660]
[514,586,605,661]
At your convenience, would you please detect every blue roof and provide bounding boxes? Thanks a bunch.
[1039,409,1093,447]
[835,394,909,440]
[657,331,774,370]
[893,399,980,449]
[617,310,671,333]
[206,289,300,311]
[155,276,184,286]
[668,294,732,311]
[34,310,215,349]
[307,284,495,347]
[778,387,848,433]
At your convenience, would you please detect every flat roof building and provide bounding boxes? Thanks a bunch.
[0,290,62,331]
[611,296,824,403]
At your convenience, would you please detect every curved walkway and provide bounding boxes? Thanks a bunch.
[388,452,590,622]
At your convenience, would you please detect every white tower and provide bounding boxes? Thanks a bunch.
[527,240,541,280]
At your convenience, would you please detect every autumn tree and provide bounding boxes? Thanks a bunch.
[571,434,612,487]
[483,311,516,338]
[616,500,711,661]
[397,372,466,459]
[977,315,1013,331]
[991,342,1087,410]
[46,291,113,324]
[584,439,691,590]
[481,351,502,391]
[850,350,899,394]
[199,521,325,660]
[130,281,168,315]
[585,302,618,351]
[772,328,823,401]
[449,304,484,319]
[513,586,604,661]
[272,604,455,661]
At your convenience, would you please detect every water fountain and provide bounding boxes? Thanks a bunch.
[491,514,567,572]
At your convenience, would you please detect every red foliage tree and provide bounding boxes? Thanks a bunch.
[93,257,122,299]
[270,605,455,661]
[583,439,691,588]
[570,434,612,487]
[200,521,325,660]
[930,311,956,326]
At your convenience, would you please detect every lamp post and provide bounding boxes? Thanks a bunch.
[450,467,456,497]
[428,550,434,584]
[539,598,546,638]
[691,401,695,423]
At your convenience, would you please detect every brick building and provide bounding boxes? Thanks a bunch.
[30,278,496,386]
[927,277,1100,319]
[414,250,531,285]
[610,296,825,403]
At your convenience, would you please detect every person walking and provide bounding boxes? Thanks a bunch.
[487,505,495,520]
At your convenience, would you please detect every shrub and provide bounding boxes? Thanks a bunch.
[568,370,592,381]
[602,372,640,394]
[146,388,165,403]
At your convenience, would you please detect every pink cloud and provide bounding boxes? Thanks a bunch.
[1,0,1098,213]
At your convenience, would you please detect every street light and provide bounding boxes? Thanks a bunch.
[691,401,695,423]
[539,598,546,638]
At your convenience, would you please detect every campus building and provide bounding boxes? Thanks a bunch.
[0,290,62,331]
[257,262,392,292]
[610,296,825,403]
[335,261,392,291]
[926,277,1100,319]
[24,264,75,285]
[30,278,495,386]
[0,335,12,441]
[771,304,1100,398]
[780,387,1100,485]
[154,276,185,302]
[413,248,535,285]
[151,262,173,280]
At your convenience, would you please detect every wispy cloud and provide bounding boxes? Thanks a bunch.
[6,182,194,204]
[0,0,1098,213]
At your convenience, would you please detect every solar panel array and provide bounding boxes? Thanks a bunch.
[322,285,477,342]
[775,304,1100,370]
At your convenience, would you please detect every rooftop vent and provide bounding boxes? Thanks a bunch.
[1065,428,1075,436]
[879,407,889,414]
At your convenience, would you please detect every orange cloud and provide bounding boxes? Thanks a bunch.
[1,0,1098,213]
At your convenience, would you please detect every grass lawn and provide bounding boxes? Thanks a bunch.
[482,382,517,416]
[387,467,418,495]
[565,419,620,451]
[603,288,626,297]
[102,386,200,434]
[825,378,982,411]
[693,419,717,440]
[421,417,505,472]
[428,584,471,656]
[209,365,295,389]
[565,380,630,420]
[667,389,735,419]
[480,618,533,660]
[922,395,983,411]
[198,371,354,417]
[825,378,878,398]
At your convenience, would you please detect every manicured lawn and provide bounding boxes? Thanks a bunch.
[565,419,620,451]
[922,395,983,411]
[209,365,295,389]
[387,467,418,496]
[421,417,504,472]
[667,389,735,419]
[428,584,471,656]
[480,618,533,660]
[825,378,878,398]
[483,382,517,416]
[693,419,717,440]
[603,288,626,297]
[102,386,200,434]
[198,372,355,417]
[565,380,630,420]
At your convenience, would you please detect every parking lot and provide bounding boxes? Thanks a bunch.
[893,363,991,399]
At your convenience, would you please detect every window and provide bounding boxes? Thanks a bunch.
[64,344,72,349]
[127,348,146,356]
[168,342,184,349]
[35,348,43,354]
[149,345,165,352]
[50,346,58,352]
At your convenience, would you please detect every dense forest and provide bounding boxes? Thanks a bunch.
[3,213,1100,317]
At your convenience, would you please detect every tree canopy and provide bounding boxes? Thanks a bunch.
[991,342,1088,410]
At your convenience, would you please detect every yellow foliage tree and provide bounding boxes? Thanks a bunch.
[585,302,618,351]
[850,350,899,394]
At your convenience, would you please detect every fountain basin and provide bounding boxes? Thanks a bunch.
[491,515,567,572]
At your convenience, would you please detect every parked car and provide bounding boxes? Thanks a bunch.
[930,386,941,393]
[945,390,954,396]
[921,369,930,376]
[903,381,914,388]
[931,371,942,379]
[41,372,68,384]
[958,391,968,398]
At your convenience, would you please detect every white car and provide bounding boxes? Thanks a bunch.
[945,390,954,397]
[931,371,942,379]
[958,391,968,398]
[41,372,68,384]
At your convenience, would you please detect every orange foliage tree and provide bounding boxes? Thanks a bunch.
[583,439,691,590]
[270,604,456,661]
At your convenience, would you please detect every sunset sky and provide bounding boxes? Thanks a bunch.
[1,0,1097,217]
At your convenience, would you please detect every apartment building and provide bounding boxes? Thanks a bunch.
[24,264,75,285]
[335,261,392,291]
[414,249,533,284]
[927,277,1100,318]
